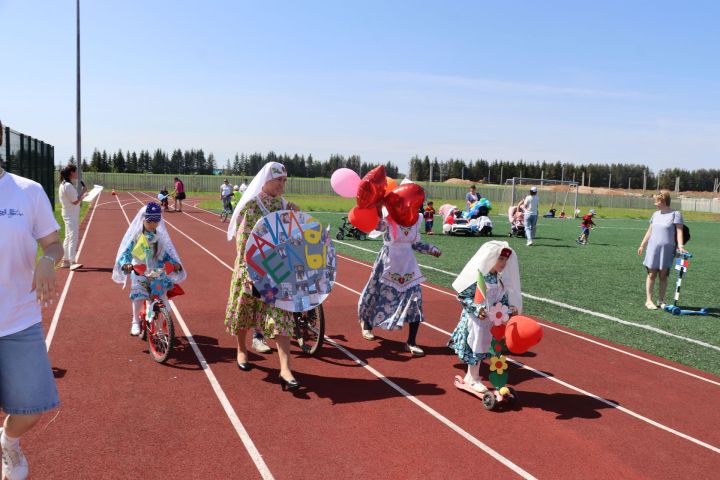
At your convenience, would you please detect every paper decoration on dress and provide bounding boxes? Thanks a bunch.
[244,210,336,312]
[488,302,510,326]
[474,271,486,304]
[131,234,150,261]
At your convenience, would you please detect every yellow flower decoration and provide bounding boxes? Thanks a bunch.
[489,355,508,375]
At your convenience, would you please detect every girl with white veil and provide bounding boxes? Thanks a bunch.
[225,162,302,391]
[448,241,522,393]
[112,202,186,336]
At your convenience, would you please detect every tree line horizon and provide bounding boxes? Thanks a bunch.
[69,149,719,192]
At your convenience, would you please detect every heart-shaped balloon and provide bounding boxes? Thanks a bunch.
[356,166,386,209]
[385,183,425,227]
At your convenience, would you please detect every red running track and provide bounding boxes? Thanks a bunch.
[10,191,719,479]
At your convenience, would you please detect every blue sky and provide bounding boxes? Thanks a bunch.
[2,0,719,174]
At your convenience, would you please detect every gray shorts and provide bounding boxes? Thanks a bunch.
[0,322,60,415]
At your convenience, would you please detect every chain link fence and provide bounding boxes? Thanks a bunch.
[78,172,718,213]
[1,125,56,206]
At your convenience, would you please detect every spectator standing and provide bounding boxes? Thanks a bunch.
[58,164,87,270]
[1,119,64,480]
[172,177,185,212]
[638,191,687,309]
[523,187,539,246]
[465,185,479,210]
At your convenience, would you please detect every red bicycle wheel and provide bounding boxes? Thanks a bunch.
[147,305,175,363]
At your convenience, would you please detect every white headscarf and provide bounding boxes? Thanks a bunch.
[452,240,522,313]
[227,162,287,241]
[112,205,188,286]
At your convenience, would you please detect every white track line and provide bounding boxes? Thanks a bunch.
[175,195,720,385]
[330,281,720,455]
[121,193,274,480]
[338,253,720,387]
[153,193,720,461]
[333,239,720,353]
[140,194,535,479]
[46,194,102,350]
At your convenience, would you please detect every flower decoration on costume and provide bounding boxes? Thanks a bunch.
[488,302,510,326]
[149,278,167,298]
[259,283,279,304]
[489,355,509,376]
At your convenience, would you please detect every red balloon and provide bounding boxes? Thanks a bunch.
[385,183,425,227]
[505,315,543,354]
[349,207,380,233]
[444,215,455,225]
[356,166,386,209]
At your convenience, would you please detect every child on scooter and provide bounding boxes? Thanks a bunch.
[449,241,522,393]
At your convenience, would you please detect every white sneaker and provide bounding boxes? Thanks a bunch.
[526,240,533,246]
[1,429,29,480]
[361,329,375,341]
[463,376,489,393]
[59,260,71,269]
[252,337,272,353]
[130,323,141,336]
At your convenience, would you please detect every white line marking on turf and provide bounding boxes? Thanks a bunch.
[333,240,720,353]
[172,196,720,384]
[168,200,720,385]
[331,281,720,456]
[337,253,720,387]
[120,192,275,480]
[46,194,102,350]
[160,203,720,464]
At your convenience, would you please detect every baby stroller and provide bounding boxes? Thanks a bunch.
[508,206,526,238]
[336,216,368,241]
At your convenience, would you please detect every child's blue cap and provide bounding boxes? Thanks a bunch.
[145,202,162,222]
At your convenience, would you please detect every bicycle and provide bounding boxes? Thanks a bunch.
[292,304,325,356]
[220,196,233,222]
[124,263,183,363]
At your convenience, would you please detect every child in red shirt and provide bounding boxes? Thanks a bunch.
[423,201,436,234]
[576,210,596,245]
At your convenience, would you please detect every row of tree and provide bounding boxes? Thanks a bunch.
[74,149,717,192]
[78,149,399,179]
[408,156,720,192]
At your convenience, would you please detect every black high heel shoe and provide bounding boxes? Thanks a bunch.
[279,375,300,391]
[237,361,252,371]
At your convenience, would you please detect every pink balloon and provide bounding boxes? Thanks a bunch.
[331,168,362,198]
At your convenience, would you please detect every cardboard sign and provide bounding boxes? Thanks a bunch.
[244,210,336,312]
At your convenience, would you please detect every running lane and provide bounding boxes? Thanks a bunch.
[25,194,264,479]
[168,194,720,479]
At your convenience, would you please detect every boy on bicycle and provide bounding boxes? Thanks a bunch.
[112,202,187,336]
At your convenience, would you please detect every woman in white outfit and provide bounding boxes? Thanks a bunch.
[58,164,86,270]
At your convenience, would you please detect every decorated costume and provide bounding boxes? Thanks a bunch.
[449,241,522,392]
[112,203,186,333]
[225,162,294,338]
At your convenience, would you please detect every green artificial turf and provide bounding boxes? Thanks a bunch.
[197,196,720,375]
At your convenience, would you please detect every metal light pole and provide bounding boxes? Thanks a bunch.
[76,0,82,190]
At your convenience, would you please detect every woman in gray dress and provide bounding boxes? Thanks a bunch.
[637,191,687,309]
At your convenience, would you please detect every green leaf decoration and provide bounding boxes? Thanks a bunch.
[489,371,508,389]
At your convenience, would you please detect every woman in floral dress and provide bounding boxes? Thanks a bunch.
[225,162,300,390]
[358,214,441,356]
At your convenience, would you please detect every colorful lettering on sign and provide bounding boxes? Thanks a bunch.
[262,250,291,284]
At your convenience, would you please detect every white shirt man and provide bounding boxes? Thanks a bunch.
[523,187,539,245]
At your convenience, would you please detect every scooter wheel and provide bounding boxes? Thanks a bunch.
[336,232,344,240]
[671,306,682,315]
[482,391,496,410]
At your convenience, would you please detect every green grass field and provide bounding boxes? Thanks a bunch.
[198,196,720,375]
